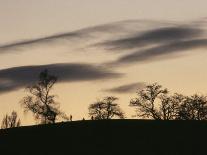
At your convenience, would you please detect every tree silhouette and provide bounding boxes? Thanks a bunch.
[159,93,184,120]
[177,94,207,120]
[1,111,21,129]
[130,83,169,120]
[88,96,125,120]
[20,69,68,124]
[130,83,207,120]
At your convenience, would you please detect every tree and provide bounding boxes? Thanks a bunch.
[88,96,125,120]
[1,111,21,129]
[130,83,169,120]
[20,69,68,124]
[159,93,185,120]
[177,94,207,120]
[130,83,207,120]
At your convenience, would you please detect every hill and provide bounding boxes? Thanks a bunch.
[0,120,206,155]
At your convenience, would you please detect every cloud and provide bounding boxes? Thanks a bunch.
[96,26,203,50]
[104,82,146,94]
[0,32,82,53]
[88,20,207,65]
[0,63,123,93]
[0,19,184,54]
[113,38,207,65]
[0,20,136,54]
[1,19,207,67]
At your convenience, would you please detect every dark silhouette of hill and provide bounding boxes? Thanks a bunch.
[0,120,206,155]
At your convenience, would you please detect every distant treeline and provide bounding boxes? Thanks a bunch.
[1,70,207,129]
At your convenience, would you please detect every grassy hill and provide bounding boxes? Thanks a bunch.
[0,120,207,155]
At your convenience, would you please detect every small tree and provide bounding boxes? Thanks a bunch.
[89,96,125,120]
[1,111,21,129]
[130,83,169,120]
[20,69,68,124]
[178,94,207,120]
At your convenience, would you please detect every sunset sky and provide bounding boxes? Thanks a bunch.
[1,0,207,125]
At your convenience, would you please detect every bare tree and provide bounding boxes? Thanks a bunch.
[159,93,185,120]
[1,111,21,129]
[177,94,207,120]
[89,96,125,120]
[130,83,168,120]
[20,69,68,124]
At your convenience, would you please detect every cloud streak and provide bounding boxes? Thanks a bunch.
[0,20,136,53]
[113,38,207,65]
[97,26,203,50]
[104,82,146,94]
[0,63,123,93]
[0,32,82,53]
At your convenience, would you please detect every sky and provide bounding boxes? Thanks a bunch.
[1,0,207,125]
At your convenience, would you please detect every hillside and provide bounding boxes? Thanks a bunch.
[0,120,206,155]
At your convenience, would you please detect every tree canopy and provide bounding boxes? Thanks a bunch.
[89,96,125,120]
[130,83,207,120]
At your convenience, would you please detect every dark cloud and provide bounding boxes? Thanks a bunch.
[0,63,123,93]
[104,82,146,94]
[97,26,203,50]
[113,38,207,65]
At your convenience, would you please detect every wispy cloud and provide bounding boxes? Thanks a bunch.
[0,32,82,53]
[96,26,203,50]
[1,19,206,66]
[90,20,207,66]
[0,20,135,54]
[0,63,123,93]
[104,82,146,94]
[112,38,207,65]
[1,20,207,94]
